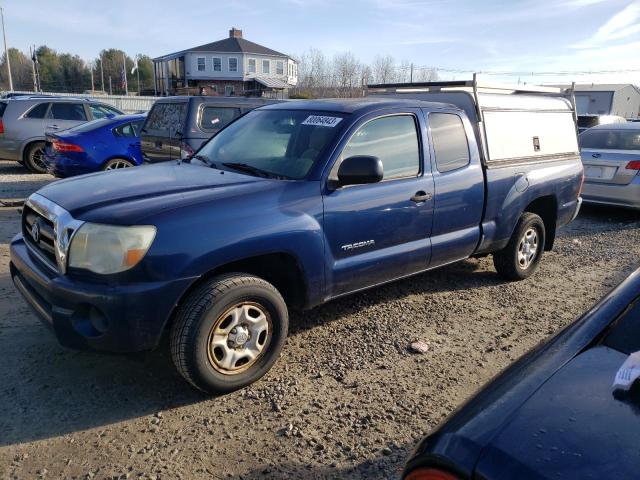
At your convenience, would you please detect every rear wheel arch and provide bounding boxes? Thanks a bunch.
[523,195,558,251]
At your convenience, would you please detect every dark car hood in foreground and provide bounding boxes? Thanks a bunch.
[475,345,640,479]
[404,268,640,480]
[36,162,270,223]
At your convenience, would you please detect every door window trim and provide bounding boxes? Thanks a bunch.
[328,112,424,187]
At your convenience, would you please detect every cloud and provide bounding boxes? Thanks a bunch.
[572,1,640,48]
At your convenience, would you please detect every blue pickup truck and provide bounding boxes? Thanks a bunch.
[10,80,583,393]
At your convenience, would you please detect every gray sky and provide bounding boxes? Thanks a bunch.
[6,0,640,84]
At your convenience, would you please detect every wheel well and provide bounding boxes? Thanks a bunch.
[21,140,45,162]
[524,196,557,251]
[170,252,308,325]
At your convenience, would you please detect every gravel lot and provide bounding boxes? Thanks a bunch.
[0,160,54,204]
[0,161,639,479]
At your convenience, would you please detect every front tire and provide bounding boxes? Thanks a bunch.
[170,274,288,394]
[493,212,546,281]
[24,142,47,173]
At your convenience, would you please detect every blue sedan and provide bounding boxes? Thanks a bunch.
[404,266,640,480]
[44,114,146,177]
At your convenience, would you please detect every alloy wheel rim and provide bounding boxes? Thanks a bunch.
[32,147,46,171]
[517,227,538,270]
[207,302,272,375]
[106,160,133,170]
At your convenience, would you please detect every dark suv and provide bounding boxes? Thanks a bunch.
[140,96,281,163]
[0,97,123,173]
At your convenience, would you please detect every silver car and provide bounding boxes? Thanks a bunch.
[579,123,640,210]
[0,97,123,173]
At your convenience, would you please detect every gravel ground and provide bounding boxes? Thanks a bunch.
[0,160,55,203]
[0,160,639,479]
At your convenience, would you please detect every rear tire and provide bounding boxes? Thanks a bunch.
[103,158,135,170]
[170,274,288,394]
[24,142,47,173]
[493,212,546,281]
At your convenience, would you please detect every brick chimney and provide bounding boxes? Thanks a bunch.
[229,28,243,39]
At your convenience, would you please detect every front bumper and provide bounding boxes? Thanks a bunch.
[10,234,196,353]
[581,180,640,210]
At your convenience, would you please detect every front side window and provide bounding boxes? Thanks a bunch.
[276,61,284,75]
[197,57,205,72]
[199,106,241,132]
[262,60,270,74]
[229,57,238,72]
[430,113,470,173]
[25,102,50,119]
[213,57,221,72]
[579,129,640,150]
[248,58,256,73]
[197,110,345,179]
[48,103,87,121]
[340,115,420,180]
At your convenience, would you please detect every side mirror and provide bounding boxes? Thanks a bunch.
[337,155,383,187]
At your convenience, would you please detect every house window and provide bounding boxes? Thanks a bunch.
[197,57,205,72]
[262,60,270,74]
[229,57,238,72]
[225,84,235,96]
[276,61,284,75]
[213,57,221,72]
[248,58,256,73]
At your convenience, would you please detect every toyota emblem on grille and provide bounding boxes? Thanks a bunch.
[31,221,40,243]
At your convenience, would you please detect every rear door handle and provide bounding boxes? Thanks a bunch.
[411,191,433,203]
[592,153,601,158]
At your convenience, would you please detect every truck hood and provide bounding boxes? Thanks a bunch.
[36,162,270,223]
[474,346,640,479]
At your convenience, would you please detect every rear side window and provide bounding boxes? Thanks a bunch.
[25,102,49,119]
[90,103,121,119]
[113,121,142,138]
[199,106,241,132]
[0,101,7,117]
[430,113,470,173]
[144,103,187,136]
[48,103,87,121]
[341,114,420,180]
[579,129,640,150]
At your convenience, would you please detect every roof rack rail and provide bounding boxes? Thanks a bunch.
[367,76,572,96]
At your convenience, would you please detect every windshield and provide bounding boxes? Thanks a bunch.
[65,117,114,134]
[196,109,346,179]
[580,129,640,150]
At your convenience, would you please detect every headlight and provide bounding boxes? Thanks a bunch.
[68,223,156,274]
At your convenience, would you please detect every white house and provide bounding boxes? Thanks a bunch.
[153,28,298,98]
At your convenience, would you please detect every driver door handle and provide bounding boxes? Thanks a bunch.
[411,191,432,203]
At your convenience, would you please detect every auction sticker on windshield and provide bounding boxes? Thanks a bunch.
[302,115,343,127]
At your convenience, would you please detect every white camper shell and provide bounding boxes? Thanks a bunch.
[367,77,580,168]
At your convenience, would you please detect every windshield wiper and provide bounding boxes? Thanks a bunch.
[222,162,287,179]
[191,154,218,169]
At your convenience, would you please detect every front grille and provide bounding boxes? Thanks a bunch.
[22,204,58,269]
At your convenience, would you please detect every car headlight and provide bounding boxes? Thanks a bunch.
[68,223,156,274]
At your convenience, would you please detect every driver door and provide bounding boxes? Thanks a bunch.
[322,110,435,298]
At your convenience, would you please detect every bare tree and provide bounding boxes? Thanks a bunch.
[414,67,440,82]
[372,54,396,84]
[332,52,361,97]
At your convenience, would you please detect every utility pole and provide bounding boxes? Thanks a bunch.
[122,52,128,95]
[30,46,37,92]
[1,7,13,91]
[100,55,104,92]
[410,63,413,83]
[90,62,94,92]
[108,75,112,95]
